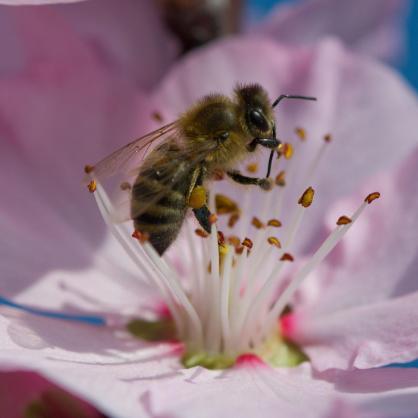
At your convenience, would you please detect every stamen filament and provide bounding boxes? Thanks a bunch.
[264,201,368,332]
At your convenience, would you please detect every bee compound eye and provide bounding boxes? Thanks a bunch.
[248,109,269,132]
[217,131,229,142]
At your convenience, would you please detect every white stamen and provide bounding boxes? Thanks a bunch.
[89,132,375,365]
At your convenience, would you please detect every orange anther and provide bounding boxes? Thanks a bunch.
[215,194,239,215]
[275,171,286,187]
[324,133,332,143]
[295,127,306,141]
[336,215,352,225]
[84,164,94,174]
[195,229,209,238]
[298,187,315,208]
[228,213,240,228]
[209,214,218,224]
[267,237,282,248]
[365,192,381,204]
[267,219,282,227]
[87,180,97,193]
[242,237,253,250]
[280,253,294,262]
[132,230,150,243]
[251,217,265,229]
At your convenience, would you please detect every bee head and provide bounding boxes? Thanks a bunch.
[235,84,276,143]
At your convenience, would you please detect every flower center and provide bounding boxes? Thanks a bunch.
[87,131,380,369]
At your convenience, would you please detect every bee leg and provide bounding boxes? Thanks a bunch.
[227,170,273,191]
[193,205,212,233]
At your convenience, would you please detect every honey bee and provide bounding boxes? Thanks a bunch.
[86,84,316,255]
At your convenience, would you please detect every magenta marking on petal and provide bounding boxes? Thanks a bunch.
[235,353,266,368]
[0,296,106,326]
[280,313,296,338]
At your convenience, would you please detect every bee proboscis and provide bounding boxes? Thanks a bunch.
[86,84,316,255]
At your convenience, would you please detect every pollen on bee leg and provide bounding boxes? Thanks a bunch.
[337,215,352,225]
[132,230,150,243]
[189,186,207,209]
[251,217,265,229]
[298,187,315,207]
[275,171,286,187]
[295,127,306,141]
[87,180,97,193]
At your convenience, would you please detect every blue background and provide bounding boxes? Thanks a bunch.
[247,0,418,91]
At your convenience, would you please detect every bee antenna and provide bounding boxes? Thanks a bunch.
[272,95,317,108]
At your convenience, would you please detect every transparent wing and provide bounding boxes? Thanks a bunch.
[86,122,218,224]
[84,121,179,184]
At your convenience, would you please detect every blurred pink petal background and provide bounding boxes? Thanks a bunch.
[1,1,418,417]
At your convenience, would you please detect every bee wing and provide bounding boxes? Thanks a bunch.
[88,125,217,224]
[85,121,179,184]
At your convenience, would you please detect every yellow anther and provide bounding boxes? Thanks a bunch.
[275,171,286,187]
[84,164,94,174]
[215,194,239,214]
[267,237,282,248]
[295,127,306,141]
[188,186,207,209]
[87,180,97,193]
[251,217,265,229]
[365,192,381,204]
[298,186,315,208]
[336,215,352,225]
[324,133,332,143]
[267,219,282,227]
[280,253,294,262]
[246,162,258,173]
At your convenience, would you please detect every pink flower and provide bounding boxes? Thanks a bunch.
[2,2,418,418]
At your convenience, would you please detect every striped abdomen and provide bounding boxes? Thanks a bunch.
[131,157,193,255]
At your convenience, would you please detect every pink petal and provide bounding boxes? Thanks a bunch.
[0,1,177,87]
[0,6,165,294]
[299,146,418,314]
[253,0,407,61]
[291,290,418,370]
